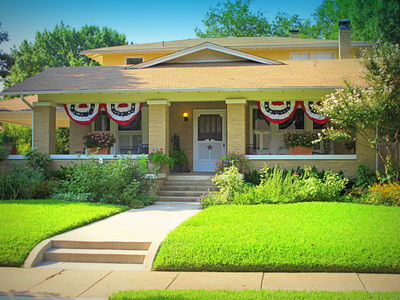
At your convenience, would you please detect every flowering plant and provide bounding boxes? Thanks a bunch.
[83,132,115,148]
[215,152,248,173]
[283,132,318,148]
[148,149,175,167]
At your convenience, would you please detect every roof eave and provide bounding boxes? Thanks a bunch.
[1,86,345,96]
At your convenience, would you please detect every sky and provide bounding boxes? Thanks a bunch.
[0,0,323,53]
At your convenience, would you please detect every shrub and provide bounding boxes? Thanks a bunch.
[215,152,248,173]
[352,164,378,188]
[52,192,96,202]
[56,157,156,208]
[0,146,9,161]
[24,148,52,178]
[362,183,400,206]
[148,149,175,168]
[0,166,45,200]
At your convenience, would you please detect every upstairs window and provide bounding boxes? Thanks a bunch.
[290,52,335,60]
[126,57,143,65]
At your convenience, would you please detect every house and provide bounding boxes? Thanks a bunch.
[1,20,376,175]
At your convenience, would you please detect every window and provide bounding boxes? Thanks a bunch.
[118,112,142,131]
[249,104,355,155]
[117,112,144,154]
[94,111,110,131]
[126,57,143,65]
[290,52,335,60]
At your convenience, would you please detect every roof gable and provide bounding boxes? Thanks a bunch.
[129,42,283,69]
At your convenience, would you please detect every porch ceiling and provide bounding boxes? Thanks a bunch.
[2,59,365,96]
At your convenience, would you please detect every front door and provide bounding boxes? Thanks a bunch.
[193,110,226,172]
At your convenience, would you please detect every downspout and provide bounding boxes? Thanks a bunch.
[21,95,34,149]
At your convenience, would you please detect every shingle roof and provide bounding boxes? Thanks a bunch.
[0,96,37,111]
[2,59,366,95]
[81,37,374,54]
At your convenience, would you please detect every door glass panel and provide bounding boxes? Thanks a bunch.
[198,114,222,141]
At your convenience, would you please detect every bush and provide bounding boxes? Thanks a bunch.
[215,152,248,173]
[52,192,96,202]
[201,166,348,207]
[0,166,45,200]
[24,148,52,178]
[56,157,156,208]
[0,146,9,161]
[351,164,378,188]
[362,183,400,206]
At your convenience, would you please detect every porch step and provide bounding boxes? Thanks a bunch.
[160,185,217,191]
[158,196,200,202]
[45,248,147,264]
[159,190,208,197]
[164,180,212,186]
[167,175,212,181]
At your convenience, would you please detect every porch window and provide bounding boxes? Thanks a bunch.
[94,111,110,131]
[249,105,355,155]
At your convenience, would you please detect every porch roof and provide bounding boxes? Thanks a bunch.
[2,59,365,95]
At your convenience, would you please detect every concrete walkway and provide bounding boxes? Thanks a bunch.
[0,268,399,298]
[27,202,201,270]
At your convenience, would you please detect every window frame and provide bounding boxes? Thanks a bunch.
[124,56,144,65]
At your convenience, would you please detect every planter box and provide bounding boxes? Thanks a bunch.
[289,146,313,155]
[89,147,110,154]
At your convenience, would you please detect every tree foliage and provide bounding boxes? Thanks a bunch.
[318,44,400,181]
[5,23,127,87]
[0,23,13,79]
[196,0,400,43]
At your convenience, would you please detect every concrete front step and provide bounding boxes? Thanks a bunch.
[45,248,147,264]
[158,190,207,197]
[167,175,212,181]
[36,261,145,271]
[164,180,212,186]
[160,185,216,191]
[158,196,200,202]
[52,240,151,250]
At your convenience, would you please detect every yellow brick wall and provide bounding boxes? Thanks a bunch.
[69,121,91,154]
[33,105,56,154]
[148,104,170,154]
[169,101,226,170]
[227,103,246,153]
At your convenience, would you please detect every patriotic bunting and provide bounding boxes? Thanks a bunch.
[256,101,300,124]
[64,103,143,125]
[105,103,143,125]
[256,101,329,125]
[64,103,101,125]
[300,101,330,124]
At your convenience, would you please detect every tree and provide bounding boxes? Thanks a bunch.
[5,23,127,87]
[0,23,13,79]
[318,44,400,181]
[195,0,271,38]
[312,0,400,43]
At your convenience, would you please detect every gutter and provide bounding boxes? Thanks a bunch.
[1,86,342,96]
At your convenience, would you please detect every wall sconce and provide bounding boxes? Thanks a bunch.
[183,112,189,121]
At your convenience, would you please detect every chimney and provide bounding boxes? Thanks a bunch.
[289,29,299,38]
[338,19,351,59]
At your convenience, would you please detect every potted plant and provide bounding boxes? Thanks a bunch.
[148,148,175,172]
[0,131,17,154]
[170,134,189,173]
[283,132,318,155]
[82,132,115,154]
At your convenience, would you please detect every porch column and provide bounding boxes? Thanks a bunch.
[147,100,170,154]
[69,121,91,154]
[226,99,247,153]
[33,102,56,154]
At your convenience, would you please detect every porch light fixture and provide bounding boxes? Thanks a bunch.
[183,112,189,121]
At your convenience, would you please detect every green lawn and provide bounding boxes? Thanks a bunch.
[153,202,400,273]
[110,290,400,300]
[0,199,128,266]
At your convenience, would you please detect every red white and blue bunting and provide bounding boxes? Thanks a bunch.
[64,103,143,125]
[64,103,102,125]
[105,103,143,125]
[256,101,329,124]
[300,101,330,124]
[256,101,300,124]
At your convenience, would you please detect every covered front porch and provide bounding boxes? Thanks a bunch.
[26,89,375,176]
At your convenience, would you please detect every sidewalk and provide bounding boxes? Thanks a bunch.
[0,267,399,298]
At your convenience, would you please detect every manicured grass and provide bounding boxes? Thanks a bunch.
[110,290,400,300]
[153,202,400,273]
[0,199,128,266]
